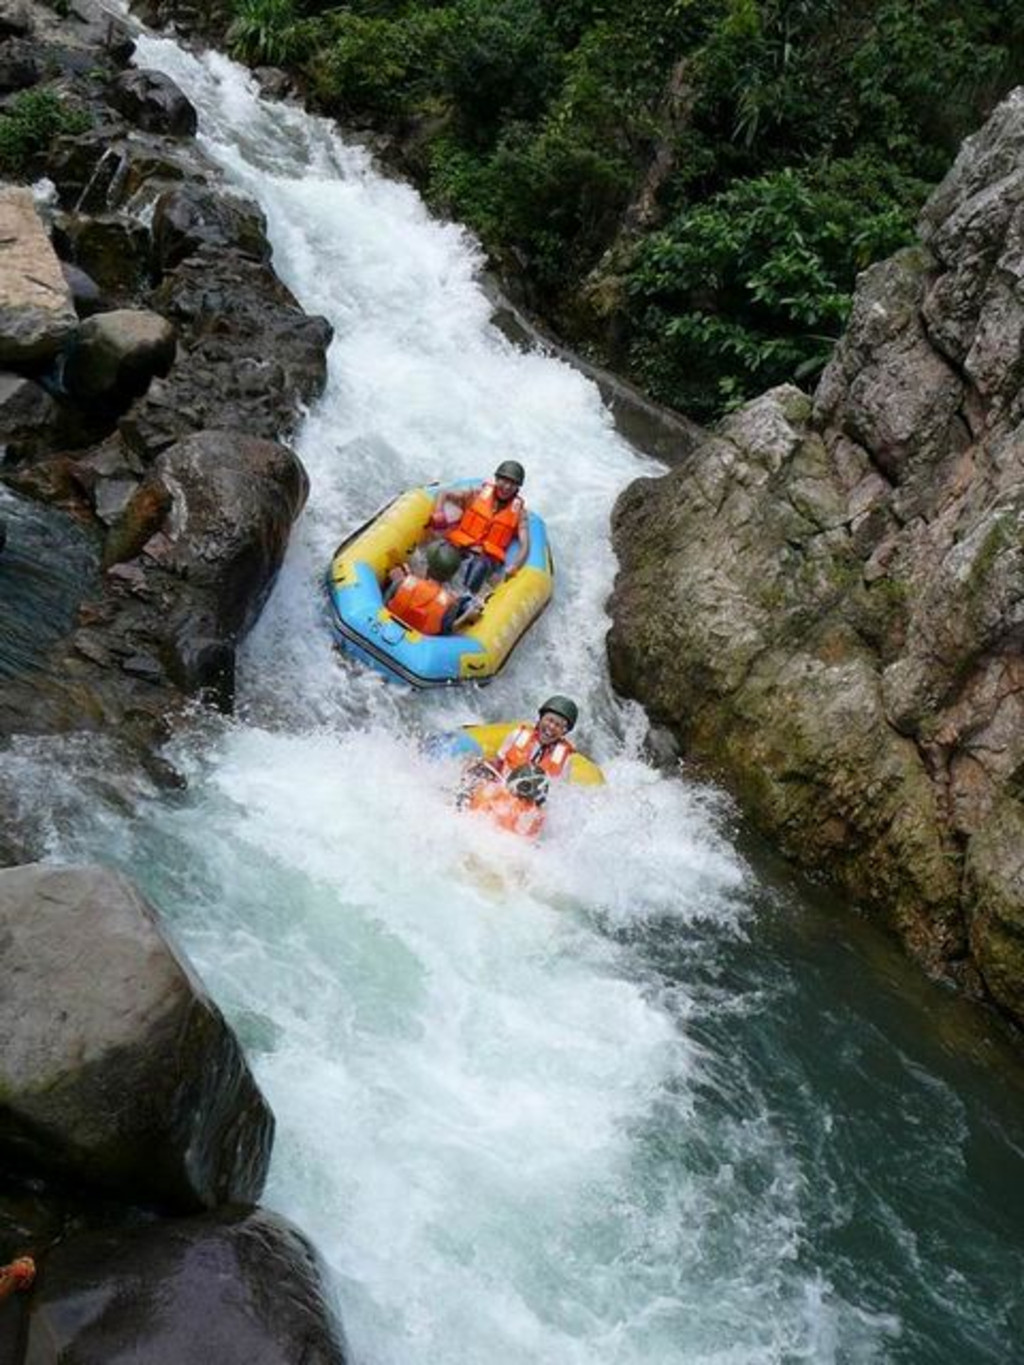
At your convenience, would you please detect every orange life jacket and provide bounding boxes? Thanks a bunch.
[495,724,575,781]
[446,482,524,562]
[387,575,459,635]
[468,782,545,839]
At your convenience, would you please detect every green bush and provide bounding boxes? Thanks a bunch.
[219,0,1024,419]
[306,8,455,121]
[0,88,90,181]
[625,158,923,417]
[227,0,315,66]
[440,0,562,146]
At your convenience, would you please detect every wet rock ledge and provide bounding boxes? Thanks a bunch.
[608,87,1024,1034]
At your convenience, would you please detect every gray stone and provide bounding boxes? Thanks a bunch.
[0,862,274,1210]
[152,183,271,270]
[24,1207,349,1365]
[63,308,176,401]
[106,67,197,137]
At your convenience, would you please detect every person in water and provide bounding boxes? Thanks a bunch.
[466,762,550,839]
[490,695,579,782]
[430,459,530,593]
[384,541,481,634]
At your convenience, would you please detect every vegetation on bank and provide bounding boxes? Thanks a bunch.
[0,88,90,181]
[225,0,1024,419]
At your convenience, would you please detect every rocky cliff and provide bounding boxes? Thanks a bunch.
[609,88,1024,1030]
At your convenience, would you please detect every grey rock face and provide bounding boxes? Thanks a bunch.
[106,67,198,137]
[0,862,274,1211]
[152,183,272,270]
[106,428,309,707]
[24,1207,349,1365]
[63,308,177,402]
[0,371,59,457]
[609,87,1024,1026]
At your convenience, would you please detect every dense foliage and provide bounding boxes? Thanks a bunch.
[226,0,1024,418]
[0,88,90,180]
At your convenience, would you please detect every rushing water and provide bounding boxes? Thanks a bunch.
[17,33,1024,1364]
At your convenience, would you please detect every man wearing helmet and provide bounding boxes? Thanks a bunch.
[430,460,530,593]
[385,540,482,635]
[491,695,579,783]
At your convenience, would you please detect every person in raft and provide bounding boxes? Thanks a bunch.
[429,459,530,594]
[466,762,550,839]
[490,694,579,782]
[384,541,482,634]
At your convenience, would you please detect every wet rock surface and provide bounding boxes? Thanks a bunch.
[0,862,274,1211]
[24,1207,349,1365]
[609,87,1024,1027]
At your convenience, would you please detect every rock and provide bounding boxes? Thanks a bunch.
[609,89,1024,1027]
[964,796,1024,1019]
[0,0,32,37]
[105,67,197,137]
[0,371,59,458]
[46,127,195,215]
[55,212,151,300]
[62,308,176,403]
[108,429,309,706]
[0,187,77,364]
[254,65,295,100]
[122,248,331,458]
[0,862,274,1211]
[0,37,39,91]
[61,260,105,316]
[24,1207,349,1365]
[152,183,271,270]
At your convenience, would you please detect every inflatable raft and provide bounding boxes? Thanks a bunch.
[327,483,552,687]
[429,721,605,786]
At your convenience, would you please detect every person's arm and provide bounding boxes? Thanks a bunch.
[431,484,476,526]
[505,511,530,576]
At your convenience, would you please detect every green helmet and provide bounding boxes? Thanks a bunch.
[539,694,578,731]
[507,763,549,806]
[494,459,525,486]
[426,540,463,583]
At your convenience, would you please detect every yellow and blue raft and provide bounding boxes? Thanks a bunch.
[427,721,605,786]
[327,481,552,687]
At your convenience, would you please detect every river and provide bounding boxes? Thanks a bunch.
[22,33,1024,1364]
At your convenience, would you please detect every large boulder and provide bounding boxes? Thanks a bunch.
[105,429,309,706]
[152,184,271,271]
[0,188,77,365]
[106,67,197,137]
[608,86,1024,1025]
[23,1207,349,1365]
[0,862,274,1211]
[62,309,176,403]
